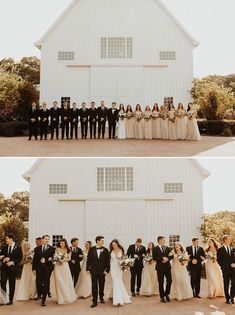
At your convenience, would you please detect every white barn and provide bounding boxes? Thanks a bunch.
[23,158,209,249]
[35,0,199,108]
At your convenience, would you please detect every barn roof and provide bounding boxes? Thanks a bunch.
[35,0,199,49]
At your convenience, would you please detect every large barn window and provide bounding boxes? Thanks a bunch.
[101,37,133,59]
[160,51,176,60]
[164,183,183,194]
[169,235,180,247]
[52,235,63,247]
[49,184,68,194]
[61,97,71,108]
[164,97,173,109]
[58,51,75,61]
[97,167,133,192]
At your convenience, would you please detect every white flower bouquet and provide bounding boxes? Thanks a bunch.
[143,254,153,264]
[152,112,159,120]
[126,112,133,119]
[176,110,186,118]
[206,252,217,263]
[118,255,135,271]
[52,253,66,265]
[25,251,34,261]
[168,113,176,123]
[119,113,126,120]
[187,111,196,120]
[143,112,152,121]
[177,252,189,265]
[159,112,168,120]
[135,112,143,121]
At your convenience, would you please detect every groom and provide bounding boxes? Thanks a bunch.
[86,236,110,308]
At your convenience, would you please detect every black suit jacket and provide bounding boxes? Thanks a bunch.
[86,246,110,274]
[32,245,55,272]
[79,108,89,123]
[70,108,80,123]
[28,108,39,123]
[69,247,83,270]
[60,108,70,124]
[107,108,119,123]
[97,107,108,122]
[0,244,23,271]
[217,246,235,272]
[186,246,205,270]
[39,109,50,124]
[50,107,60,124]
[153,245,173,270]
[89,108,98,123]
[126,244,147,269]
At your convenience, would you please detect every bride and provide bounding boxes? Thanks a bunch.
[109,239,131,306]
[118,104,126,139]
[54,238,77,305]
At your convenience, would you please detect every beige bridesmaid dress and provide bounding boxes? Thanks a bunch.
[125,112,135,139]
[134,111,144,139]
[152,111,161,139]
[159,111,169,140]
[176,109,187,140]
[168,110,177,140]
[205,251,224,298]
[143,111,152,140]
[75,251,91,298]
[186,110,201,141]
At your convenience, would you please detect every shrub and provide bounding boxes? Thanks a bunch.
[197,120,235,136]
[0,121,29,137]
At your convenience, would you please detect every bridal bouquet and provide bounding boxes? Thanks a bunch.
[126,112,133,119]
[159,112,168,120]
[118,255,135,271]
[206,252,217,263]
[53,253,66,265]
[177,252,189,265]
[25,251,34,261]
[119,112,126,120]
[187,111,196,120]
[168,113,176,123]
[143,112,152,121]
[143,254,153,264]
[176,110,186,118]
[135,112,142,121]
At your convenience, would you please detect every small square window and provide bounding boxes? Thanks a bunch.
[169,235,180,247]
[52,235,63,247]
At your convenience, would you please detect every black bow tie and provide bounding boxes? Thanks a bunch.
[97,247,103,250]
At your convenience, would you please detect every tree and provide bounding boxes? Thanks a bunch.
[14,57,40,84]
[200,211,235,244]
[0,215,28,246]
[0,191,29,222]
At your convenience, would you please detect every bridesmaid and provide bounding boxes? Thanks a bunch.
[152,103,161,139]
[140,242,158,297]
[176,103,187,140]
[118,104,126,140]
[125,105,135,139]
[159,105,169,140]
[171,242,193,301]
[186,103,201,141]
[54,238,77,305]
[204,239,224,299]
[75,241,92,298]
[16,242,36,301]
[168,103,177,140]
[143,105,152,140]
[134,104,144,139]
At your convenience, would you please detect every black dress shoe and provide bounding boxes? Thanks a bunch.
[0,303,4,306]
[226,300,231,304]
[231,299,234,304]
[100,299,105,304]
[132,292,136,297]
[166,296,170,302]
[160,298,166,303]
[6,301,13,305]
[196,295,201,299]
[91,302,97,308]
[48,292,52,298]
[136,291,140,295]
[35,296,41,300]
[41,301,46,307]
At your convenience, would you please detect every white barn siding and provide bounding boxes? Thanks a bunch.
[25,159,207,249]
[38,0,197,107]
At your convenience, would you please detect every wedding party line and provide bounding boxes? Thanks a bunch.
[28,101,201,141]
[0,234,234,308]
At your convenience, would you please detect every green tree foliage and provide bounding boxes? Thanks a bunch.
[0,215,27,246]
[200,211,235,244]
[0,191,29,222]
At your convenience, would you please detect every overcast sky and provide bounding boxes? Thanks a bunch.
[0,158,234,214]
[0,0,234,77]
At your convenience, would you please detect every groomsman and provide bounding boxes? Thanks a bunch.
[89,102,97,139]
[107,102,119,139]
[32,235,55,307]
[70,102,79,139]
[80,102,89,139]
[0,234,23,305]
[69,238,83,287]
[97,101,108,139]
[186,237,205,298]
[28,102,39,140]
[127,238,146,297]
[86,236,110,308]
[50,101,60,140]
[217,235,235,304]
[61,101,70,140]
[153,236,173,303]
[39,102,50,140]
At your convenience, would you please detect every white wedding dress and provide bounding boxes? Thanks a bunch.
[118,112,126,139]
[109,250,131,306]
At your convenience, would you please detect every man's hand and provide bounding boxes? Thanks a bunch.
[3,257,10,263]
[6,261,14,267]
[103,271,108,275]
[192,259,197,265]
[231,263,235,268]
[71,260,75,264]
[86,271,90,275]
[41,258,45,264]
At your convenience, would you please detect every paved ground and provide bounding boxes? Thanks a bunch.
[0,136,234,157]
[1,274,234,315]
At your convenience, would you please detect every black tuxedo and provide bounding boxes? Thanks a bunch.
[217,246,235,301]
[69,247,83,287]
[0,244,23,302]
[107,108,119,139]
[127,244,146,293]
[153,245,173,299]
[28,108,39,140]
[50,107,60,139]
[89,108,97,138]
[32,245,55,303]
[60,108,70,139]
[186,245,205,296]
[39,109,50,140]
[70,108,79,139]
[79,108,89,139]
[86,246,110,303]
[97,106,108,138]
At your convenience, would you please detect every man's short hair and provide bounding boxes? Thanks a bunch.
[222,235,231,242]
[157,236,165,242]
[6,234,15,241]
[136,238,142,243]
[42,235,50,239]
[95,236,104,243]
[192,237,199,242]
[71,238,79,244]
[36,237,42,241]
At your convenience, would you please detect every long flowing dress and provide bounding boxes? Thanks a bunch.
[75,251,91,298]
[140,259,159,296]
[54,250,78,305]
[0,288,7,304]
[160,112,169,140]
[109,250,131,306]
[176,110,187,140]
[134,112,144,140]
[125,113,135,139]
[205,251,224,298]
[186,110,201,141]
[152,111,161,139]
[171,253,193,301]
[143,112,152,140]
[118,111,126,139]
[168,110,177,140]
[16,259,37,301]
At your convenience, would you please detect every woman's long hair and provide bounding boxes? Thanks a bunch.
[152,103,159,112]
[173,242,185,253]
[57,238,71,253]
[126,105,133,113]
[135,104,142,111]
[205,238,219,252]
[109,239,125,255]
[119,103,125,112]
[147,242,155,254]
